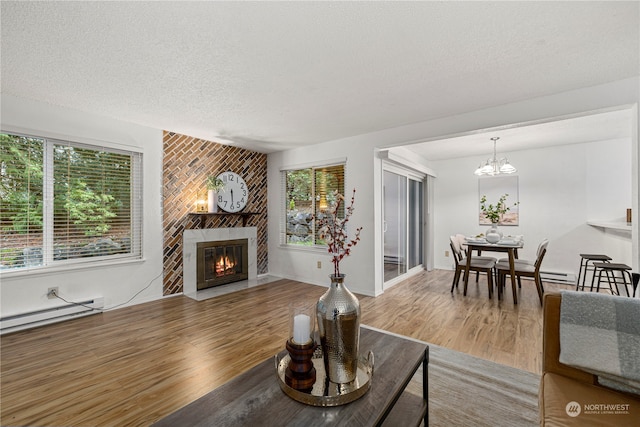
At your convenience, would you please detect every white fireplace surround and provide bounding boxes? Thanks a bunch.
[183,227,258,300]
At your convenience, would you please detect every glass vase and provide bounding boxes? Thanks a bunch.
[316,274,361,384]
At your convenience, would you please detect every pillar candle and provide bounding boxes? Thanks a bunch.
[292,314,311,344]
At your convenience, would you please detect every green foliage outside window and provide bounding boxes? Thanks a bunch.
[62,180,119,236]
[0,134,44,233]
[1,132,137,269]
[285,164,344,246]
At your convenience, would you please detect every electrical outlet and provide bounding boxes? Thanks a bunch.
[445,250,450,257]
[47,287,59,299]
[317,261,322,269]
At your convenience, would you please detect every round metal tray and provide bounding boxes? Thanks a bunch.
[275,349,374,407]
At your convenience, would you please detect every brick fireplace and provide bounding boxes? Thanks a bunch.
[162,131,267,296]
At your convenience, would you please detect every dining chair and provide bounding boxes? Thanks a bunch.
[495,239,548,305]
[456,233,480,282]
[452,234,497,276]
[455,233,470,255]
[449,236,497,298]
[497,238,548,289]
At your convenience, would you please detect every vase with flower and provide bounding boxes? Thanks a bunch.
[480,193,517,243]
[315,189,363,384]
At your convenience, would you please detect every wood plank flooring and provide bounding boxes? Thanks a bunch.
[0,269,572,426]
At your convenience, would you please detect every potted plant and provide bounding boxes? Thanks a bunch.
[206,176,225,213]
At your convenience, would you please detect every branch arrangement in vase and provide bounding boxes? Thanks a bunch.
[316,189,363,277]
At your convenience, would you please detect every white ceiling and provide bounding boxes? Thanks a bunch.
[1,1,639,155]
[404,107,635,161]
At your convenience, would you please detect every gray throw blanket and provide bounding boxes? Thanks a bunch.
[559,290,640,395]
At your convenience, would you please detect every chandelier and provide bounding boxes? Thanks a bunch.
[474,137,517,176]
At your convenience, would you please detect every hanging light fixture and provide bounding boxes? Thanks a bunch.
[474,137,517,176]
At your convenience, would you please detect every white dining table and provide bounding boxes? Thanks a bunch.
[463,239,524,304]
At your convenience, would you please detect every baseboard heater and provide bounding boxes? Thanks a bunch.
[0,297,104,335]
[540,271,576,285]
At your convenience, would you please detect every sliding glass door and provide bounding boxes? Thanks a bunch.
[383,167,424,284]
[384,171,407,281]
[408,178,423,269]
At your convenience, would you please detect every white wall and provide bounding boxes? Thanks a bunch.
[267,142,379,296]
[430,138,633,276]
[267,77,640,296]
[1,95,165,316]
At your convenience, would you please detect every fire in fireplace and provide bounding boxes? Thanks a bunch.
[197,239,249,290]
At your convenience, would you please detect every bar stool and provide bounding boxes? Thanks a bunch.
[592,263,633,297]
[576,254,612,291]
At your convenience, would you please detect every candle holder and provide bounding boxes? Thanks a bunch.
[285,339,316,390]
[285,303,316,390]
[195,192,208,213]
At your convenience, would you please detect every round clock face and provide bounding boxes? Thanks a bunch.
[217,171,249,212]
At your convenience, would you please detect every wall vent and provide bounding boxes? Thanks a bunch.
[0,297,104,335]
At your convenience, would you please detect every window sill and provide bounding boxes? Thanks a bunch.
[0,257,146,280]
[279,244,329,255]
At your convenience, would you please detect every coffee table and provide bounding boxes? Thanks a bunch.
[153,326,428,426]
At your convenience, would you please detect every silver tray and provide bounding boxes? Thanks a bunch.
[275,349,374,406]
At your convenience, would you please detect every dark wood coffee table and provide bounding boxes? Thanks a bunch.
[153,326,428,426]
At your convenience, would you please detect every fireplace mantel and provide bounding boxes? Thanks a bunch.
[183,227,257,300]
[187,212,261,228]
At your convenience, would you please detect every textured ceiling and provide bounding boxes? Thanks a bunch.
[1,1,639,154]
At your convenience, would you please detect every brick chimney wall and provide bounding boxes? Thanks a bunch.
[162,131,268,295]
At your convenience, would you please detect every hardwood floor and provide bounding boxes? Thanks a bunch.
[0,269,572,426]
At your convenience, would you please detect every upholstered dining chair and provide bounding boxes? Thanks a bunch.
[495,237,542,289]
[454,233,495,282]
[496,239,548,305]
[449,236,497,298]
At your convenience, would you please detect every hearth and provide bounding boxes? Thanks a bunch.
[197,239,249,290]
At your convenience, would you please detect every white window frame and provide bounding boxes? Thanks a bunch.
[280,159,346,249]
[0,130,143,276]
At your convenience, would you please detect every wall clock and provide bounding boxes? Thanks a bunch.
[217,171,249,213]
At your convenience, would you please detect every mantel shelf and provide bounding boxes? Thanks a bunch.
[587,221,632,232]
[188,212,261,228]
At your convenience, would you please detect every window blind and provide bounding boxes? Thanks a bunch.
[281,162,345,247]
[0,132,143,271]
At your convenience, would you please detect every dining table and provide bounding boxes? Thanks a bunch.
[463,238,524,304]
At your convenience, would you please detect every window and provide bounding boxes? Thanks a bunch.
[283,163,345,246]
[0,132,142,271]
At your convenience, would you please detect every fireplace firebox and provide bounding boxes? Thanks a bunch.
[196,239,249,290]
